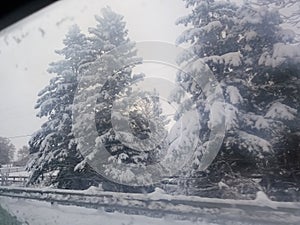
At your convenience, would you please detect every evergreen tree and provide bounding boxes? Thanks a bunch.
[175,0,300,199]
[28,7,164,191]
[0,137,15,166]
[72,7,163,191]
[27,25,96,188]
[14,145,30,167]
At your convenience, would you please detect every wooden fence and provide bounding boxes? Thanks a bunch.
[0,166,28,186]
[0,175,28,186]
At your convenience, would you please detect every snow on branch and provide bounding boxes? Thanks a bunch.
[176,21,223,45]
[259,43,300,67]
[203,52,242,67]
[238,131,273,155]
[226,86,243,105]
[265,102,297,120]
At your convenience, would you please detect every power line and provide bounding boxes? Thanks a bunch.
[6,134,32,139]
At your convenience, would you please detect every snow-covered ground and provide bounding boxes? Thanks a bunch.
[0,196,217,225]
[0,187,300,225]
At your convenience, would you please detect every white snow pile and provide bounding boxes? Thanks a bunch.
[226,86,243,105]
[265,102,297,120]
[207,101,225,130]
[224,103,239,131]
[163,110,200,171]
[238,131,272,155]
[254,191,277,209]
[254,116,270,130]
[176,21,222,44]
[259,43,300,67]
[83,185,104,194]
[147,187,171,200]
[242,113,273,131]
[203,52,242,67]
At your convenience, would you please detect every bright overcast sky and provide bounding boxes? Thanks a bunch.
[0,0,298,151]
[0,0,189,150]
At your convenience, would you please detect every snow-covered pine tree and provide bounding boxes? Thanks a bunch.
[236,1,300,200]
[27,25,98,189]
[175,0,300,199]
[73,7,166,191]
[72,7,141,160]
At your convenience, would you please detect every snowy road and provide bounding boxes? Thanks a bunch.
[0,186,300,225]
[0,197,218,225]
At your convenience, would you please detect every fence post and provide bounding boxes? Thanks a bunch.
[1,172,7,186]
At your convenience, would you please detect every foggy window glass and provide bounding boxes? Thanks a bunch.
[0,0,300,224]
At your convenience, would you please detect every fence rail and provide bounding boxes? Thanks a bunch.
[0,175,28,186]
[0,166,28,186]
[0,166,25,174]
[0,186,300,224]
